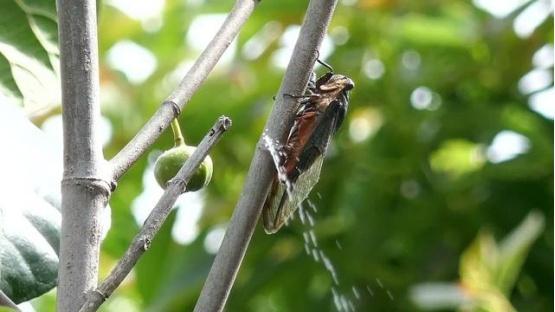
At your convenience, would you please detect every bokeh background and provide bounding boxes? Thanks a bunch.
[6,0,554,311]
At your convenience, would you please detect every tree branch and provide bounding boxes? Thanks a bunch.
[78,117,232,312]
[0,290,20,311]
[109,0,259,182]
[56,0,109,311]
[193,1,339,311]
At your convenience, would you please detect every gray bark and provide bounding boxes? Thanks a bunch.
[193,1,339,311]
[55,0,337,310]
[79,117,232,312]
[55,0,257,310]
[56,0,110,311]
[110,0,260,182]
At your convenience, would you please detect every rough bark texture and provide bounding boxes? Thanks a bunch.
[56,0,110,311]
[193,1,339,311]
[55,0,257,310]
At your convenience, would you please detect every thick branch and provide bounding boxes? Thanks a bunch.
[193,1,339,311]
[56,0,108,311]
[78,117,232,312]
[110,0,259,181]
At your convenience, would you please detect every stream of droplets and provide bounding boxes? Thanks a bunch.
[263,134,394,311]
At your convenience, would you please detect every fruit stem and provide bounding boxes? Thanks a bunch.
[170,118,185,147]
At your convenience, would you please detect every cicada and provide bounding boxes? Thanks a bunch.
[263,60,354,234]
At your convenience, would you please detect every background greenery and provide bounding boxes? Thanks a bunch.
[1,0,553,311]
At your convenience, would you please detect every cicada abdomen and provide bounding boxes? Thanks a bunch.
[263,62,354,234]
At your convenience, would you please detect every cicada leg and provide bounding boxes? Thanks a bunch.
[316,58,334,73]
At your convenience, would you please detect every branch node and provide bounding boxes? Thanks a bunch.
[168,177,187,192]
[142,237,152,251]
[219,116,233,131]
[78,116,232,312]
[61,177,112,197]
[110,181,118,192]
[163,100,181,118]
[93,289,107,301]
[193,1,339,311]
[109,0,257,181]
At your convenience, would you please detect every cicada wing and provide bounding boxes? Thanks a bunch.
[265,99,344,231]
[262,175,287,234]
[263,88,350,234]
[294,99,343,176]
[262,156,325,234]
[289,154,325,211]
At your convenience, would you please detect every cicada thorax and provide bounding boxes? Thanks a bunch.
[263,63,354,234]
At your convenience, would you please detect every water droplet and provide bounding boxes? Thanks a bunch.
[307,199,318,213]
[387,290,395,301]
[366,285,374,296]
[304,243,310,255]
[311,248,320,262]
[352,286,361,300]
[305,209,315,227]
[335,240,343,250]
[302,232,310,244]
[309,230,318,247]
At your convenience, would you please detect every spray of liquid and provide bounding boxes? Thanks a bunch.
[263,133,394,310]
[262,133,294,198]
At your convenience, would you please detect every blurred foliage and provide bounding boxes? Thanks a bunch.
[459,211,541,311]
[1,0,551,310]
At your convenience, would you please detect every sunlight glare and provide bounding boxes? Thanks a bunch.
[363,59,385,80]
[204,225,227,254]
[106,0,164,32]
[271,25,334,69]
[187,14,236,69]
[513,0,553,38]
[518,68,553,94]
[107,41,157,84]
[486,130,531,163]
[472,0,530,18]
[131,159,204,245]
[529,87,554,119]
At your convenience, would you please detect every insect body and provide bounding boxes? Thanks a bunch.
[263,61,354,234]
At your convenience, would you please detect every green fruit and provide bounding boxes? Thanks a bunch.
[154,145,213,192]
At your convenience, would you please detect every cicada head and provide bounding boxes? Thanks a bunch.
[319,74,354,93]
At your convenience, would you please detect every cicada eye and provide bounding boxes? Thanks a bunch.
[343,78,355,91]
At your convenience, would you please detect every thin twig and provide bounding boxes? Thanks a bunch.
[193,1,339,311]
[78,117,232,312]
[110,0,259,182]
[0,290,20,311]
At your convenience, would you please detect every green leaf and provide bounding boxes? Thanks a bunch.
[459,232,516,312]
[0,105,62,305]
[459,211,545,311]
[430,139,485,177]
[496,211,545,295]
[0,53,22,106]
[460,230,499,293]
[0,0,59,113]
[17,0,58,20]
[0,195,60,304]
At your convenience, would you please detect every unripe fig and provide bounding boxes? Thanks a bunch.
[154,145,213,192]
